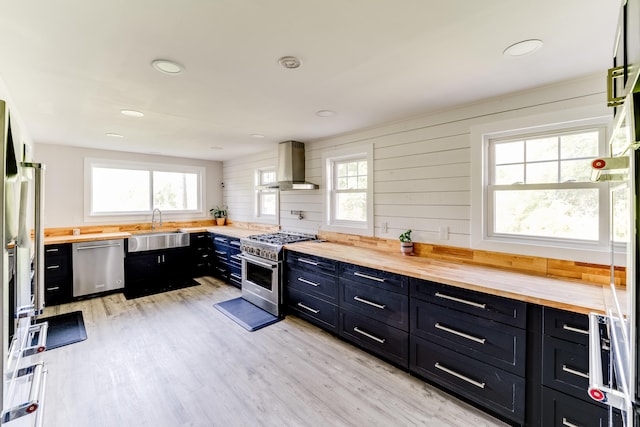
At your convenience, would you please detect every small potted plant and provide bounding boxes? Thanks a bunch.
[399,229,413,256]
[210,205,228,226]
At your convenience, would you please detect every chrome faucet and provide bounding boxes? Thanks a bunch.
[151,208,163,230]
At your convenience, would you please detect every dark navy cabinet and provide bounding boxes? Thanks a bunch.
[285,251,339,332]
[44,243,73,306]
[211,234,241,288]
[409,278,527,425]
[190,232,213,277]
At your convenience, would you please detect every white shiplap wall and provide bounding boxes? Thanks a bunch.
[223,74,610,256]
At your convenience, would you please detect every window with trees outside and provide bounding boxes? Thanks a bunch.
[256,168,277,219]
[487,126,615,247]
[87,159,203,216]
[325,149,373,235]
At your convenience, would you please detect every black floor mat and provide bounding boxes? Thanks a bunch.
[36,311,87,350]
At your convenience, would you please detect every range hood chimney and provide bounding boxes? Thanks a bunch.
[263,141,319,190]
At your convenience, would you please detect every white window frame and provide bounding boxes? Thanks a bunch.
[254,167,279,224]
[323,144,374,236]
[84,158,205,222]
[470,109,614,265]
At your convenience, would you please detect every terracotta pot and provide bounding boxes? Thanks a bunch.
[400,241,413,256]
[216,218,226,226]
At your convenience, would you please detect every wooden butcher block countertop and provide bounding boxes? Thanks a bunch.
[44,232,132,245]
[286,240,621,315]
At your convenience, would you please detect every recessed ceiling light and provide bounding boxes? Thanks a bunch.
[316,110,336,117]
[210,146,223,150]
[250,134,265,139]
[106,133,124,138]
[278,56,301,69]
[151,59,183,74]
[503,39,544,57]
[120,109,144,118]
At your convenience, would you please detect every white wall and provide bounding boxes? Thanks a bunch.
[34,144,223,228]
[223,73,611,262]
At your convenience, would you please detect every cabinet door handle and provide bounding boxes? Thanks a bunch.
[45,248,59,253]
[297,277,319,287]
[562,417,580,427]
[607,65,625,107]
[215,250,226,256]
[562,364,589,379]
[562,324,589,335]
[46,265,60,270]
[353,327,385,344]
[214,237,226,242]
[230,241,241,247]
[297,302,320,314]
[196,235,205,239]
[298,258,319,266]
[353,296,386,310]
[434,362,485,389]
[46,286,60,291]
[434,323,486,344]
[434,292,486,309]
[353,272,385,283]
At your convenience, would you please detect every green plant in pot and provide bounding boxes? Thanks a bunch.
[210,205,228,226]
[399,229,413,256]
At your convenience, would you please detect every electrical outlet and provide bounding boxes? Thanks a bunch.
[439,226,449,240]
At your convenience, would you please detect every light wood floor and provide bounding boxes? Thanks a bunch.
[39,277,508,427]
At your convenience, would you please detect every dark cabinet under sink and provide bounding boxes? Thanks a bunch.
[124,247,191,299]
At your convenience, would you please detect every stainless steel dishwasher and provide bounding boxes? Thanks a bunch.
[72,238,125,297]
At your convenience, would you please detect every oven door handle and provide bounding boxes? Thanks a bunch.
[238,254,277,269]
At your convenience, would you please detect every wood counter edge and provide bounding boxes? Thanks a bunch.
[284,242,612,315]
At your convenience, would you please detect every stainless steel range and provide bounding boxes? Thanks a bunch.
[239,231,316,316]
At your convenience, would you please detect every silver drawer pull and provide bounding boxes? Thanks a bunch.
[46,287,60,291]
[562,417,580,427]
[353,296,386,310]
[562,324,589,335]
[46,265,60,270]
[297,277,320,287]
[297,302,320,314]
[215,250,226,255]
[434,362,485,389]
[230,241,241,247]
[434,292,486,309]
[435,323,486,344]
[353,327,385,344]
[562,364,589,379]
[45,248,59,253]
[298,258,319,266]
[214,237,226,242]
[353,272,385,282]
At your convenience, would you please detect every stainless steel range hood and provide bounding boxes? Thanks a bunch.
[261,141,319,190]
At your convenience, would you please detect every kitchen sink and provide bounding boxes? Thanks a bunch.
[127,231,190,253]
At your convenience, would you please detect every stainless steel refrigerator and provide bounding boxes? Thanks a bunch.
[589,91,640,426]
[0,99,48,426]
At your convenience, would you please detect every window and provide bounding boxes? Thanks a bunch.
[486,126,609,246]
[255,168,277,220]
[86,159,203,217]
[324,145,374,235]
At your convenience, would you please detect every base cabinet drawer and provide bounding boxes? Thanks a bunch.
[411,300,525,376]
[340,310,408,368]
[341,279,409,331]
[287,288,338,332]
[541,387,623,427]
[287,266,338,303]
[410,335,525,424]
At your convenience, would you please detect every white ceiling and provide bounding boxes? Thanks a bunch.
[0,0,621,161]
